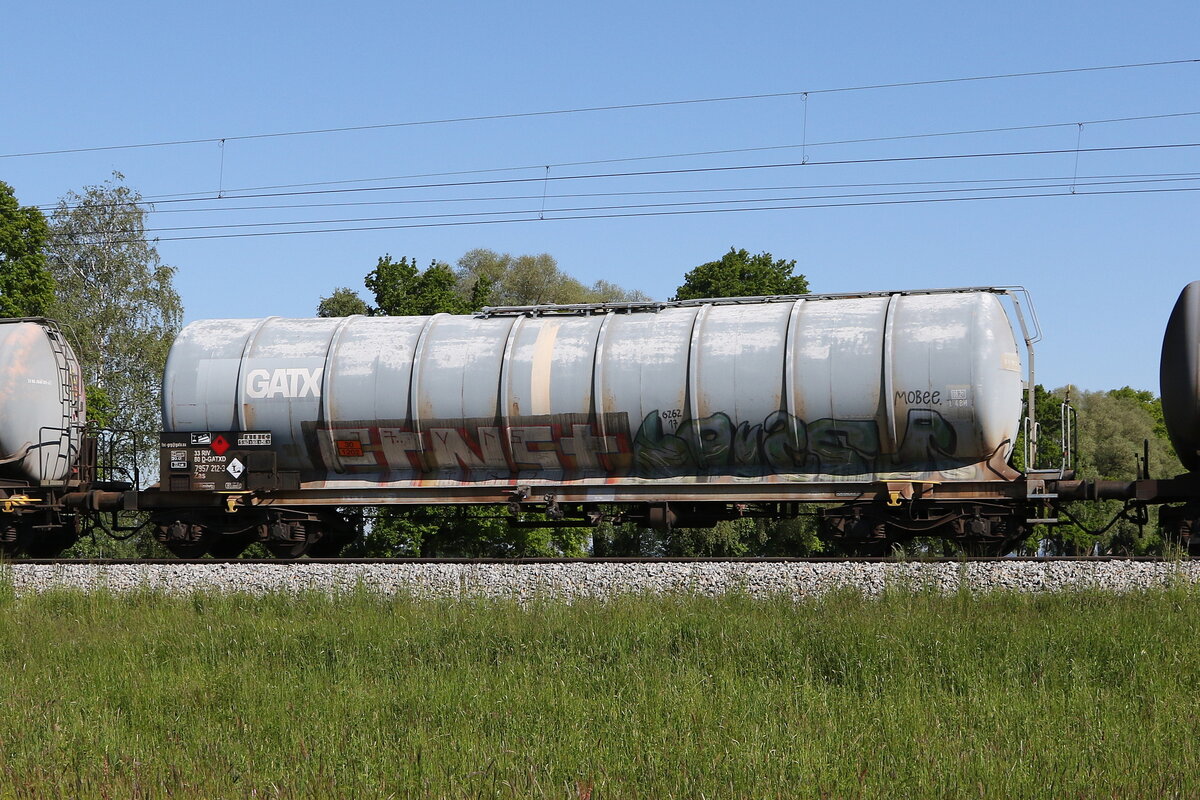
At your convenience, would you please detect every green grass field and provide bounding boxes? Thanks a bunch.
[0,584,1197,798]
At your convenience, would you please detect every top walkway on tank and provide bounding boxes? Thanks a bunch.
[476,286,1038,337]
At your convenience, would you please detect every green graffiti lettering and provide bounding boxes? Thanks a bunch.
[630,408,961,478]
[762,410,811,471]
[897,409,958,468]
[633,412,692,477]
[676,412,734,467]
[806,418,881,475]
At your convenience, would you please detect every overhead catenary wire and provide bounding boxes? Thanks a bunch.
[39,140,1200,212]
[40,109,1200,210]
[72,184,1200,245]
[6,57,1197,162]
[121,170,1200,216]
[119,175,1200,235]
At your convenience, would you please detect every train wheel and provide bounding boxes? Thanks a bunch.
[837,539,899,557]
[305,537,341,558]
[305,512,358,558]
[208,534,255,559]
[261,518,310,559]
[0,522,23,558]
[265,540,310,559]
[164,540,210,559]
[1188,535,1200,558]
[21,524,81,559]
[156,520,212,559]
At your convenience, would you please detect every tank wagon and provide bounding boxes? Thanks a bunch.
[0,319,90,555]
[1144,280,1200,552]
[145,287,1056,557]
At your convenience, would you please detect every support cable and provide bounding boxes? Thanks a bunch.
[4,58,1196,161]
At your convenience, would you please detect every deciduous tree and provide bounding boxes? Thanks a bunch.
[316,287,370,317]
[351,506,587,558]
[455,248,646,308]
[0,181,55,318]
[365,255,468,315]
[1036,386,1182,555]
[674,247,808,300]
[45,173,183,467]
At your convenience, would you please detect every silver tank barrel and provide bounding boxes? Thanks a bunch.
[162,291,1023,482]
[0,319,86,483]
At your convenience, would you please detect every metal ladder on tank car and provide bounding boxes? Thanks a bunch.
[40,322,85,485]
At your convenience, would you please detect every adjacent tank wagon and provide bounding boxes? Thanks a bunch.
[0,319,90,555]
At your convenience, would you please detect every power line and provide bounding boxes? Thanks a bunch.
[122,175,1200,234]
[102,141,1200,207]
[75,185,1200,245]
[6,58,1197,161]
[43,108,1200,209]
[124,170,1200,216]
[546,111,1200,168]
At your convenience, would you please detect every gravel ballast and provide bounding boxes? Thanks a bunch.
[3,560,1199,599]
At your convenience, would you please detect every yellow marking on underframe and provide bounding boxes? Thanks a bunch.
[218,492,253,512]
[1,495,33,513]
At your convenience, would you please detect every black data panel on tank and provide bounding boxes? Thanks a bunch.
[159,431,282,493]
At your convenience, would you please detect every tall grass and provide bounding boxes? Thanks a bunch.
[0,585,1196,798]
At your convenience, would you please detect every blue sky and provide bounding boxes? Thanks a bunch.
[4,0,1198,392]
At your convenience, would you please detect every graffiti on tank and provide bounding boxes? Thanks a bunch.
[895,389,941,406]
[309,414,635,476]
[632,409,958,477]
[308,407,962,477]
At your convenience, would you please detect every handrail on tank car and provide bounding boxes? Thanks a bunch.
[477,286,1037,317]
[993,286,1041,472]
[35,424,81,482]
[0,317,62,325]
[477,284,1041,316]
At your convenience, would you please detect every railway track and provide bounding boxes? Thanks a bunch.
[5,555,1183,566]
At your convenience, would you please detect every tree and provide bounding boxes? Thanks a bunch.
[1107,385,1170,441]
[1011,383,1068,473]
[350,505,587,558]
[589,279,646,303]
[455,248,647,308]
[1075,389,1178,481]
[592,516,826,557]
[674,247,808,300]
[0,181,55,317]
[1032,386,1183,555]
[365,255,469,316]
[316,287,370,317]
[45,173,183,468]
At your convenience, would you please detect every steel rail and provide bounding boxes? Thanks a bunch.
[2,556,1183,566]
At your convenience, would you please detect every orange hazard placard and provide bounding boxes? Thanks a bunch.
[336,440,365,457]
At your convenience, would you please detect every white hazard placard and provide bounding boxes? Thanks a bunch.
[226,458,245,479]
